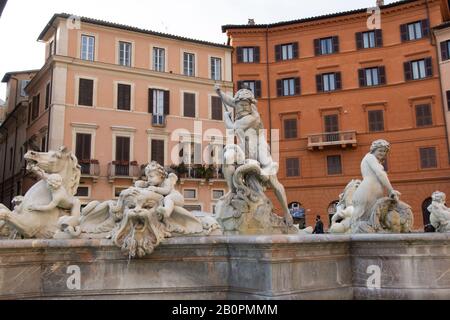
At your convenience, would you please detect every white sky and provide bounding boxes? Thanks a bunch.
[0,0,397,100]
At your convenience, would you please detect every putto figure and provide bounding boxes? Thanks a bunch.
[428,191,450,233]
[214,85,296,234]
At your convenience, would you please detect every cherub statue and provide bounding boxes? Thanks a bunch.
[135,161,182,221]
[215,84,293,226]
[29,169,81,218]
[428,191,450,233]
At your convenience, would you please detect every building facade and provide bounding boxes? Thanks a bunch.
[223,0,450,230]
[24,14,233,212]
[0,70,38,208]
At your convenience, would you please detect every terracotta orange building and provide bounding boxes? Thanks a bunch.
[19,14,233,213]
[223,0,450,230]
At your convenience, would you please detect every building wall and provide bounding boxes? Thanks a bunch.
[25,16,233,211]
[226,0,450,230]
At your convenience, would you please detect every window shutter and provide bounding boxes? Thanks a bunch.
[254,46,260,63]
[255,81,262,98]
[404,61,412,81]
[441,41,449,61]
[335,72,342,90]
[184,93,196,118]
[294,77,301,95]
[118,84,131,110]
[276,79,282,97]
[275,45,281,61]
[211,96,223,121]
[152,140,165,165]
[148,89,153,113]
[164,90,170,115]
[378,66,386,85]
[79,79,93,106]
[425,57,433,77]
[292,42,299,59]
[400,24,408,42]
[332,36,339,53]
[316,74,323,92]
[355,32,363,50]
[421,19,430,37]
[375,29,383,47]
[358,69,366,87]
[236,47,243,63]
[314,39,321,56]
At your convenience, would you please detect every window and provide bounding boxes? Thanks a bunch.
[183,52,195,76]
[277,77,301,97]
[359,67,386,87]
[151,139,165,165]
[275,43,298,61]
[114,187,128,198]
[31,94,40,121]
[152,47,165,72]
[49,40,55,57]
[447,91,450,112]
[286,158,300,177]
[211,57,222,80]
[45,83,51,110]
[76,187,90,198]
[317,73,341,92]
[183,92,196,118]
[440,40,450,61]
[324,114,339,142]
[314,37,339,55]
[284,119,298,139]
[119,41,132,67]
[356,30,384,49]
[415,104,433,127]
[237,47,260,63]
[117,84,131,111]
[149,89,169,126]
[20,80,30,97]
[212,190,225,200]
[78,78,94,107]
[327,155,342,175]
[81,35,95,61]
[115,136,131,176]
[401,20,429,42]
[184,189,197,199]
[184,205,202,212]
[368,110,385,132]
[237,80,262,98]
[404,58,432,81]
[420,147,437,169]
[211,96,223,121]
[75,133,92,174]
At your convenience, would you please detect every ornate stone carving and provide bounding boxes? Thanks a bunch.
[329,180,361,234]
[428,191,450,233]
[349,140,414,234]
[0,147,81,239]
[214,85,297,235]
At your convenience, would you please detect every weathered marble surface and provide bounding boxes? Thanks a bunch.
[0,234,449,300]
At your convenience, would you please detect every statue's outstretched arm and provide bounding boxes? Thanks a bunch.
[215,86,236,109]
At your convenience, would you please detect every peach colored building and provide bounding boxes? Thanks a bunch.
[24,14,233,212]
[0,70,38,208]
[223,0,450,230]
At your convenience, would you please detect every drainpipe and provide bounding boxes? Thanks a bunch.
[265,26,273,148]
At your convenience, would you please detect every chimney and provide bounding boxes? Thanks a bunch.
[248,19,255,25]
[376,0,384,7]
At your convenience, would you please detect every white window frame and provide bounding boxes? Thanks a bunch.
[147,130,169,166]
[242,47,255,63]
[74,75,98,108]
[210,56,222,80]
[111,127,136,162]
[152,46,166,72]
[116,39,134,67]
[76,186,91,199]
[320,38,333,55]
[282,78,296,96]
[408,21,423,41]
[113,81,135,112]
[411,59,426,80]
[322,73,336,92]
[211,189,225,201]
[365,67,380,86]
[362,31,376,49]
[71,123,98,161]
[183,51,196,77]
[281,44,294,60]
[183,188,198,200]
[80,34,96,61]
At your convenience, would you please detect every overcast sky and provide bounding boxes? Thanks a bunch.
[0,0,397,100]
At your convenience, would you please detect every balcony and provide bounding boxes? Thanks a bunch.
[152,114,166,127]
[108,161,141,182]
[307,131,357,150]
[168,164,225,185]
[79,160,100,182]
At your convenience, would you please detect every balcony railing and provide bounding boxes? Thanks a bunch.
[307,131,357,150]
[168,164,225,181]
[108,161,141,181]
[79,160,100,178]
[152,114,166,127]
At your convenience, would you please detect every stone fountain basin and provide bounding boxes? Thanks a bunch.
[0,233,450,300]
